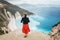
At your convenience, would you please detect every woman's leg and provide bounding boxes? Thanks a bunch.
[24,33,27,38]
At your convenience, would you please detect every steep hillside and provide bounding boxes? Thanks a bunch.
[49,22,60,40]
[0,0,33,35]
[0,0,33,16]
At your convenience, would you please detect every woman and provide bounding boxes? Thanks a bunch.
[21,13,30,38]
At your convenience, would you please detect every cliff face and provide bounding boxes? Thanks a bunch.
[0,0,33,35]
[49,22,60,40]
[0,0,33,16]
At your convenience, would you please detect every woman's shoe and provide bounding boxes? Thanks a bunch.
[24,35,27,38]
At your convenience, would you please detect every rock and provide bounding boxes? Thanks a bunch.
[0,0,34,35]
[49,22,60,40]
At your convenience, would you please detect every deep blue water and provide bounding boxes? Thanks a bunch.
[33,7,60,34]
[19,5,60,34]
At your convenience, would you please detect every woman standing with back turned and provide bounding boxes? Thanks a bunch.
[21,13,30,38]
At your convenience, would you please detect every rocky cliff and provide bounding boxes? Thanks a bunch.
[0,0,33,16]
[49,22,60,40]
[0,0,33,35]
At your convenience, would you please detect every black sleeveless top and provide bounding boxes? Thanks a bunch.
[21,17,30,24]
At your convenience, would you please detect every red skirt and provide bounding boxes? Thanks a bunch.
[22,24,30,34]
